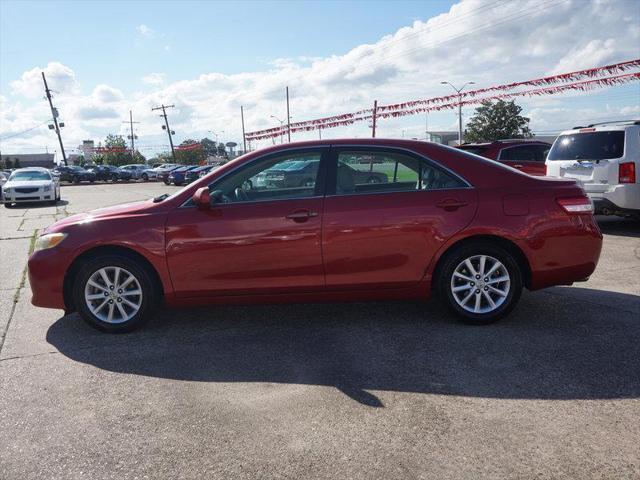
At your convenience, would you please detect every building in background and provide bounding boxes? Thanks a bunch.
[78,140,95,163]
[1,153,55,169]
[426,131,459,145]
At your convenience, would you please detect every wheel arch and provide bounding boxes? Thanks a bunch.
[63,245,165,313]
[430,234,532,290]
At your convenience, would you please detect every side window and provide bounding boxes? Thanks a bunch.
[210,151,322,204]
[335,150,465,195]
[535,144,550,162]
[500,145,537,161]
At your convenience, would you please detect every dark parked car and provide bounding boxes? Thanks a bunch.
[28,139,601,333]
[456,140,551,176]
[83,165,131,182]
[185,165,214,184]
[167,166,198,186]
[52,166,97,183]
[158,165,182,184]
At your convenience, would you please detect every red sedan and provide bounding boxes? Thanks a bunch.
[28,139,602,332]
[456,139,551,176]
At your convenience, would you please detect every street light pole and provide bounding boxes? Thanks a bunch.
[440,81,475,145]
[271,115,289,144]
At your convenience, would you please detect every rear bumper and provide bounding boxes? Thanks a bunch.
[587,183,640,212]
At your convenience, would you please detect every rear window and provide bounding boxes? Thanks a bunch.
[548,131,625,161]
[458,145,489,156]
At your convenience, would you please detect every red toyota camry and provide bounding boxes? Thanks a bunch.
[28,139,602,333]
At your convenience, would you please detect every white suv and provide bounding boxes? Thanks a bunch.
[546,120,639,219]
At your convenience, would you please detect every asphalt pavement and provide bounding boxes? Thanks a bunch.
[1,182,639,479]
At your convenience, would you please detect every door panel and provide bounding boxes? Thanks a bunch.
[323,189,477,288]
[166,198,325,297]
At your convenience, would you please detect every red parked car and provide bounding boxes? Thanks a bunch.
[457,139,551,176]
[28,139,601,333]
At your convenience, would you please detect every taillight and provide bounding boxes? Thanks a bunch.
[619,162,636,184]
[557,196,593,214]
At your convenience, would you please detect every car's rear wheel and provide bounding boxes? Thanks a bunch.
[73,254,157,333]
[367,176,381,184]
[437,243,522,325]
[72,176,80,184]
[142,173,148,181]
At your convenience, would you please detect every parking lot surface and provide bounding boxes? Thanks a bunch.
[1,182,639,479]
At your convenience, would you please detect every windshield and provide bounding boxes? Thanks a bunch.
[9,171,51,181]
[548,131,625,160]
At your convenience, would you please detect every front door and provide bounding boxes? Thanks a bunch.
[322,147,477,289]
[166,148,328,297]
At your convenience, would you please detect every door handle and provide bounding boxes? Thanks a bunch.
[436,199,468,211]
[286,210,318,222]
[513,164,524,168]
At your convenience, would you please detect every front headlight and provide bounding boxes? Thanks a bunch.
[34,233,67,252]
[43,185,51,192]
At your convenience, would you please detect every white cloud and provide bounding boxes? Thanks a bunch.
[137,24,155,38]
[142,73,166,85]
[10,61,79,99]
[2,0,639,156]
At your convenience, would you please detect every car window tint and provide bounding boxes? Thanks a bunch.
[335,150,464,195]
[210,152,322,204]
[499,146,538,161]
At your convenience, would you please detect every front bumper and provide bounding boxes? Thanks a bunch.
[4,192,53,203]
[28,247,69,309]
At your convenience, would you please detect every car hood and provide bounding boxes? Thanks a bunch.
[46,200,155,232]
[4,179,53,188]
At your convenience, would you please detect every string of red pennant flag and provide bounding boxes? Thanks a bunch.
[174,143,202,151]
[245,59,640,141]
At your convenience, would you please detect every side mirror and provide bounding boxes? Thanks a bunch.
[192,187,210,209]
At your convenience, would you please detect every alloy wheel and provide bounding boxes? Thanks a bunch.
[450,255,510,314]
[84,266,143,323]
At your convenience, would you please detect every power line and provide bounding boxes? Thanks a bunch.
[0,121,50,141]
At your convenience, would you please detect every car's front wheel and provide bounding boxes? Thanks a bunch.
[438,243,523,325]
[73,254,158,333]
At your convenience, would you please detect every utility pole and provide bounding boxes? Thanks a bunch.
[371,100,378,138]
[286,86,291,142]
[152,104,176,161]
[42,72,68,165]
[441,81,475,145]
[123,110,140,160]
[241,106,247,153]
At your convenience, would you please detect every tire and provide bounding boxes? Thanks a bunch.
[367,176,381,184]
[142,173,149,182]
[73,254,158,333]
[112,175,118,183]
[72,176,80,184]
[163,179,170,185]
[437,242,523,325]
[4,202,13,209]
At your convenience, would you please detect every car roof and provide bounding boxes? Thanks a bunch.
[559,121,640,136]
[12,167,49,172]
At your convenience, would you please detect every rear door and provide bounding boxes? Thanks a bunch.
[322,147,477,289]
[498,144,548,175]
[546,130,626,193]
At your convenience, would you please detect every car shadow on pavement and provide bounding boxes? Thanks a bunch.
[596,216,640,238]
[46,287,640,407]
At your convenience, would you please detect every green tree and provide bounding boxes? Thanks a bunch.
[175,139,204,165]
[98,134,130,166]
[465,99,532,143]
[133,150,147,164]
[14,158,21,168]
[216,142,227,158]
[200,137,218,158]
[4,158,13,169]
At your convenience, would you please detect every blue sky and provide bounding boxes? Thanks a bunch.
[1,0,453,95]
[1,0,638,158]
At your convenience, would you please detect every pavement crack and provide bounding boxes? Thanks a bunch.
[0,229,38,356]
